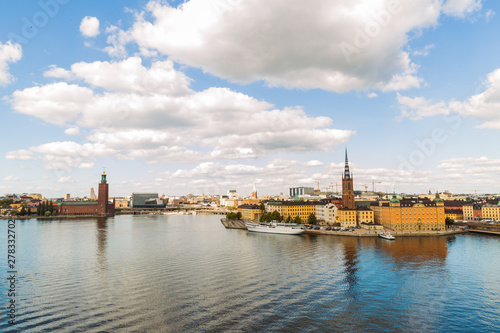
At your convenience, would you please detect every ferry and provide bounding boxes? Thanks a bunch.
[379,230,395,240]
[245,222,305,235]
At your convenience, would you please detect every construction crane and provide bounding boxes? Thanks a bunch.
[372,180,382,193]
[362,185,368,192]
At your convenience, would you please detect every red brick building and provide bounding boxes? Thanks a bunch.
[57,172,115,216]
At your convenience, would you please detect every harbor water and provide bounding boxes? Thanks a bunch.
[1,214,499,332]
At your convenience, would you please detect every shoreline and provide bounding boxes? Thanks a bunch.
[221,219,468,237]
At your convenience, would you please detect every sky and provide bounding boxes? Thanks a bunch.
[1,0,500,198]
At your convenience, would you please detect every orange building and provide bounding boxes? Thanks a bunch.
[371,194,445,231]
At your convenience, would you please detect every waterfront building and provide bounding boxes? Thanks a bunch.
[371,194,445,231]
[266,201,283,216]
[57,172,115,216]
[114,197,129,208]
[342,149,355,209]
[316,203,338,225]
[281,201,317,222]
[356,207,374,223]
[238,204,262,221]
[445,209,464,221]
[482,202,500,221]
[338,208,357,228]
[130,193,165,209]
[289,187,315,199]
[463,203,482,221]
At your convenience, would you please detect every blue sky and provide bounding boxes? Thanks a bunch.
[1,0,500,197]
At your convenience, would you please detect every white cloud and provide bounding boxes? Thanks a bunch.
[448,69,500,129]
[442,0,482,18]
[10,58,354,165]
[397,94,450,120]
[80,16,100,37]
[367,92,378,98]
[103,25,131,58]
[64,127,81,136]
[123,0,482,93]
[413,44,435,57]
[43,65,76,80]
[3,175,20,181]
[57,176,75,183]
[485,9,495,22]
[5,149,35,160]
[0,41,22,86]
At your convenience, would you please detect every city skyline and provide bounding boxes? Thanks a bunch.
[2,0,500,197]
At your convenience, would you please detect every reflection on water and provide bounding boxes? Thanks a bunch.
[0,215,499,332]
[379,236,448,265]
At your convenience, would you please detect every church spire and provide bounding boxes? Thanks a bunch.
[343,148,351,180]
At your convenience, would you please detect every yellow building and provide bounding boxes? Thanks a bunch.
[482,203,500,220]
[445,209,463,221]
[338,208,357,228]
[30,194,43,200]
[266,201,284,216]
[356,208,374,224]
[238,204,262,221]
[371,195,445,231]
[281,202,317,222]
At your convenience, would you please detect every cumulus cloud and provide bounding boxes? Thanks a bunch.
[8,57,354,167]
[122,0,482,93]
[3,175,20,181]
[0,41,22,86]
[397,94,450,120]
[80,16,100,37]
[449,69,500,130]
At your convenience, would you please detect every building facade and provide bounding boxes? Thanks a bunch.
[482,202,500,220]
[338,208,357,228]
[130,193,165,209]
[371,195,445,231]
[289,187,315,199]
[281,201,317,222]
[316,203,338,225]
[238,204,262,221]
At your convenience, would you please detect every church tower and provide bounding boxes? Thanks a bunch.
[342,148,355,209]
[97,171,109,215]
[252,181,257,199]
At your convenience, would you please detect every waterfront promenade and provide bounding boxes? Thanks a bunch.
[221,219,468,237]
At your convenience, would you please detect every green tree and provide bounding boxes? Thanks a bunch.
[293,215,302,224]
[308,213,317,225]
[45,211,52,216]
[49,201,54,214]
[259,202,265,212]
[286,215,292,223]
[445,217,454,225]
[10,210,19,216]
[235,212,242,219]
[37,203,41,216]
[19,206,26,216]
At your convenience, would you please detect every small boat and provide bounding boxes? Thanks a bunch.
[245,221,305,235]
[379,230,395,240]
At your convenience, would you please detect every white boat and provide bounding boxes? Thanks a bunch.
[379,230,395,240]
[245,222,305,235]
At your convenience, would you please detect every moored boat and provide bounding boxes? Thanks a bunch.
[379,230,395,240]
[245,222,305,235]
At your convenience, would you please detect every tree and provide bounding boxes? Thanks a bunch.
[445,217,455,225]
[37,203,41,216]
[19,206,26,216]
[259,202,265,212]
[286,215,292,223]
[235,212,242,219]
[45,211,52,216]
[308,213,317,225]
[49,201,54,214]
[293,215,302,224]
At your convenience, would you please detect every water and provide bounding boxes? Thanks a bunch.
[1,215,499,332]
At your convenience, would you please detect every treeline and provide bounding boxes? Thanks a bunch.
[226,212,242,219]
[37,201,57,216]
